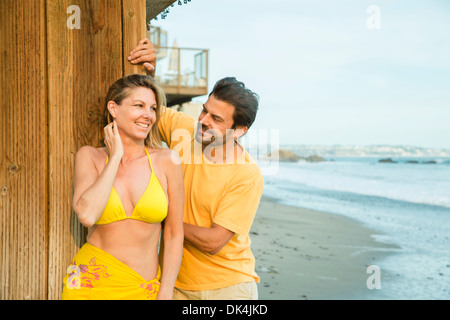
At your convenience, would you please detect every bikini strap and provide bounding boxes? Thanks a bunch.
[145,148,155,173]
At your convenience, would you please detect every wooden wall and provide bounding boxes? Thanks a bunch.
[1,0,148,300]
[1,0,48,300]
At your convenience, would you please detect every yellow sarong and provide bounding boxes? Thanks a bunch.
[62,243,160,300]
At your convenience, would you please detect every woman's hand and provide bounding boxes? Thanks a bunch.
[104,120,123,160]
[128,38,156,77]
[156,288,173,300]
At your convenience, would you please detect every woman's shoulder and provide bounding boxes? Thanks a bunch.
[148,147,181,169]
[75,146,107,164]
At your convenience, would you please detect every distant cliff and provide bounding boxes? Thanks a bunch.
[267,149,325,163]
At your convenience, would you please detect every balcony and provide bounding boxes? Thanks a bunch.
[149,27,209,106]
[154,45,209,106]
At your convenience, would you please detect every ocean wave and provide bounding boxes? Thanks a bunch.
[261,159,450,209]
[280,144,450,158]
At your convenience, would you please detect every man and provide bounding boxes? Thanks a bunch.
[128,40,263,300]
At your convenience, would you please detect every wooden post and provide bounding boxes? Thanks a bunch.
[123,0,147,75]
[0,0,48,300]
[46,0,123,299]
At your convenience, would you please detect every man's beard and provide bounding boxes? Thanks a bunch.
[195,123,235,148]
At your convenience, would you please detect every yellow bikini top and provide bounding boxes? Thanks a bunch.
[95,149,168,225]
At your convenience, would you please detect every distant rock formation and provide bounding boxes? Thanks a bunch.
[380,158,437,164]
[268,150,301,162]
[379,158,397,163]
[305,155,325,163]
[267,150,325,163]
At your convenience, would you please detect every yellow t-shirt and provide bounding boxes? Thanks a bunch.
[158,107,263,290]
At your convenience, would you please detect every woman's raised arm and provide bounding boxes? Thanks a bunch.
[72,121,123,227]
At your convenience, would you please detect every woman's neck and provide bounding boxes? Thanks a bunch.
[120,137,147,164]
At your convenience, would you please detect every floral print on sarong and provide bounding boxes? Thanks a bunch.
[140,280,160,299]
[66,257,111,289]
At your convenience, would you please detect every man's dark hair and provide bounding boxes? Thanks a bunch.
[209,77,259,130]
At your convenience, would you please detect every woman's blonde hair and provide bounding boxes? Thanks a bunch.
[104,74,166,148]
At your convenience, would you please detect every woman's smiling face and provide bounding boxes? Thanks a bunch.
[108,87,157,142]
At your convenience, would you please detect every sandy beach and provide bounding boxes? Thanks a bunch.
[251,196,401,300]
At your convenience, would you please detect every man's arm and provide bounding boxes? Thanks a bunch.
[183,223,235,256]
[128,38,156,77]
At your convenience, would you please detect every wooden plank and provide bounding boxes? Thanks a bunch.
[46,0,123,299]
[0,0,48,300]
[123,0,147,75]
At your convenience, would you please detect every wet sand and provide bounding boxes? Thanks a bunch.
[251,196,400,300]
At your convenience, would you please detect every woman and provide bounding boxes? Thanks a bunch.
[62,74,184,300]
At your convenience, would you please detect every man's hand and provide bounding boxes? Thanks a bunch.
[128,38,156,77]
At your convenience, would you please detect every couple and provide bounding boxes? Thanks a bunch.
[62,39,263,300]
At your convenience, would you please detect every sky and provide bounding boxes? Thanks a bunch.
[151,0,450,149]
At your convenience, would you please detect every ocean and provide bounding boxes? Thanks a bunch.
[251,144,450,300]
